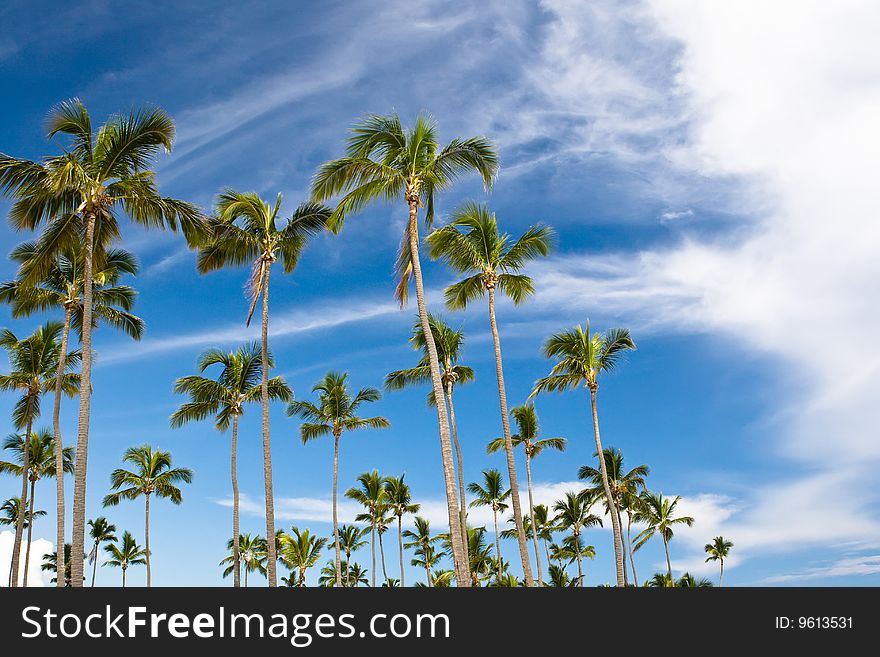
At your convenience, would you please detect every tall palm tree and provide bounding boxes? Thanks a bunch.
[467,469,510,583]
[531,321,636,586]
[0,99,204,586]
[0,321,79,586]
[0,429,74,585]
[385,313,474,565]
[578,447,649,586]
[312,113,498,586]
[171,343,290,586]
[43,542,84,587]
[279,527,328,587]
[288,371,389,586]
[1,245,142,586]
[219,533,268,587]
[532,503,557,571]
[103,531,147,588]
[375,512,393,585]
[195,190,328,586]
[633,492,694,585]
[102,445,193,587]
[705,536,733,587]
[621,489,645,587]
[345,470,387,587]
[1,496,46,586]
[553,492,602,586]
[403,516,440,587]
[384,474,420,587]
[337,524,368,587]
[488,403,565,586]
[86,517,117,587]
[427,203,552,586]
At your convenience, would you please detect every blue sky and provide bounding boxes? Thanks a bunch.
[1,0,878,586]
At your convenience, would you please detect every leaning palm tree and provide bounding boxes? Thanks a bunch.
[195,191,328,587]
[467,469,510,583]
[403,516,440,587]
[0,430,74,586]
[385,313,474,564]
[279,527,328,587]
[428,203,553,586]
[103,531,147,588]
[86,517,117,587]
[530,321,636,586]
[102,445,193,587]
[0,99,204,586]
[219,533,267,587]
[337,524,369,586]
[288,371,389,586]
[345,471,387,587]
[312,113,498,586]
[0,321,79,587]
[384,475,420,587]
[705,536,733,587]
[633,492,694,586]
[488,403,565,586]
[1,496,46,586]
[171,343,290,587]
[553,492,602,586]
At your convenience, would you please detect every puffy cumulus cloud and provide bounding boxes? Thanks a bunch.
[0,530,53,587]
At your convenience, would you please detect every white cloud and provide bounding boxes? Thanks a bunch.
[0,531,53,587]
[765,554,880,583]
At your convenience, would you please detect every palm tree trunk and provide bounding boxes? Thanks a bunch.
[425,550,432,587]
[486,287,533,586]
[492,507,502,583]
[664,535,673,586]
[231,414,241,588]
[719,559,724,588]
[70,209,96,587]
[544,538,552,575]
[626,511,639,586]
[23,477,36,586]
[344,549,351,587]
[616,502,628,587]
[122,565,126,588]
[244,566,249,588]
[397,515,405,587]
[90,540,99,587]
[370,521,376,587]
[444,382,470,572]
[10,415,33,587]
[378,529,389,584]
[588,388,625,586]
[144,493,152,587]
[574,532,583,586]
[406,203,468,586]
[260,264,278,587]
[332,432,341,587]
[524,452,543,586]
[53,305,72,588]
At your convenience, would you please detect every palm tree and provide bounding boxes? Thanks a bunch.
[375,512,393,585]
[385,313,474,565]
[546,563,576,587]
[103,531,147,587]
[279,527,328,587]
[621,489,645,587]
[578,447,649,586]
[488,403,565,586]
[677,572,714,588]
[43,543,84,586]
[346,562,369,587]
[288,371,389,586]
[0,321,79,586]
[345,471,387,587]
[312,113,498,586]
[633,492,694,585]
[102,445,193,587]
[196,190,328,586]
[1,496,46,586]
[530,321,636,586]
[337,524,368,586]
[553,492,602,586]
[403,516,440,587]
[467,469,510,583]
[219,533,267,587]
[532,503,557,570]
[86,517,117,587]
[384,474,420,587]
[427,203,552,587]
[171,343,290,587]
[705,536,733,587]
[0,99,204,586]
[552,534,597,584]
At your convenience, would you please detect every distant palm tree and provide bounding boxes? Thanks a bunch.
[0,99,205,586]
[337,524,368,586]
[312,113,498,586]
[532,503,557,570]
[546,563,576,587]
[172,343,290,587]
[0,323,79,587]
[428,203,553,587]
[103,531,147,588]
[488,403,565,585]
[553,492,602,586]
[86,517,117,587]
[384,475,420,587]
[103,445,193,587]
[705,536,734,587]
[468,469,511,583]
[43,543,84,587]
[319,559,348,587]
[677,572,714,587]
[403,516,440,586]
[531,321,636,586]
[219,533,267,587]
[346,471,388,587]
[634,492,694,585]
[1,497,46,586]
[197,190,329,586]
[288,371,389,586]
[279,527,328,587]
[346,562,369,588]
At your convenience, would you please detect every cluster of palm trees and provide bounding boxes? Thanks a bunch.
[0,99,733,587]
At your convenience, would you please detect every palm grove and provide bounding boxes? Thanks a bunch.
[0,100,731,588]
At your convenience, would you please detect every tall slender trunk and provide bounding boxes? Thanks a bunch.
[544,538,552,575]
[70,209,96,587]
[53,306,72,587]
[122,565,126,588]
[244,567,248,588]
[626,511,639,586]
[406,202,468,586]
[231,414,241,587]
[719,559,724,588]
[259,264,278,586]
[574,532,583,586]
[664,535,673,586]
[397,515,404,587]
[589,388,625,586]
[378,528,388,584]
[424,548,432,587]
[10,416,33,587]
[617,501,628,587]
[144,492,151,587]
[332,431,341,587]
[23,477,36,585]
[90,539,99,587]
[444,382,470,571]
[524,452,543,585]
[370,521,376,587]
[486,287,533,586]
[492,507,502,583]
[344,550,350,587]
